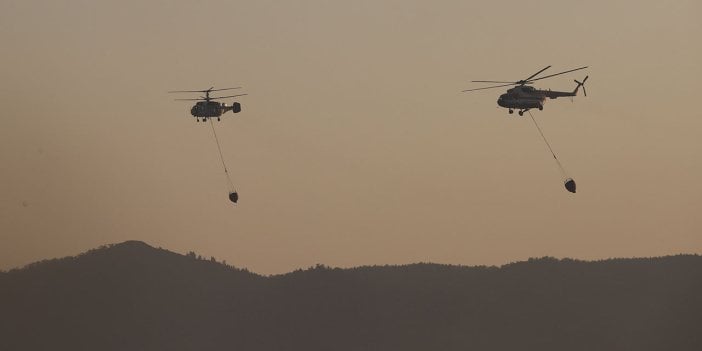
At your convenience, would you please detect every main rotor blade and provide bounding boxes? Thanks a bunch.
[209,93,248,100]
[522,65,552,82]
[462,83,515,92]
[471,80,518,84]
[528,66,588,82]
[209,87,242,92]
[168,87,242,93]
[471,66,552,86]
[174,98,205,101]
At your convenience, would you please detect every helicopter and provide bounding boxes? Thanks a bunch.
[169,87,247,122]
[462,66,588,116]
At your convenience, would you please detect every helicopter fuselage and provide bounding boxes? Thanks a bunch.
[497,85,579,112]
[190,101,242,119]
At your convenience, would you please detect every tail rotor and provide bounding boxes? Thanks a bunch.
[574,75,588,97]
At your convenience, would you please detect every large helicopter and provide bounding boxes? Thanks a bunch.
[169,87,247,122]
[462,66,588,116]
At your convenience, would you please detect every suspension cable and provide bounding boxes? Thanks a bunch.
[527,110,568,179]
[208,118,236,191]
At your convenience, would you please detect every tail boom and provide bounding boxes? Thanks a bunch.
[543,75,588,99]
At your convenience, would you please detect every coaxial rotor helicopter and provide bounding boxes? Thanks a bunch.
[169,87,247,122]
[462,66,589,116]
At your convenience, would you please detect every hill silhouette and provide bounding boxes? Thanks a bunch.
[1,241,701,351]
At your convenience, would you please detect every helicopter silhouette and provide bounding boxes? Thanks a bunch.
[463,66,588,116]
[169,87,247,122]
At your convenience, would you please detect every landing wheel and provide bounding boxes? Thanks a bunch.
[196,118,200,122]
[518,110,524,116]
[217,117,221,121]
[508,109,514,114]
[538,106,543,111]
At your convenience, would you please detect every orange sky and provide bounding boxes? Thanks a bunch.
[1,1,701,274]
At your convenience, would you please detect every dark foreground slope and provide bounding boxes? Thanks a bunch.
[1,241,701,351]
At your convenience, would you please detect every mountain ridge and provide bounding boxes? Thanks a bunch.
[4,240,699,276]
[1,241,701,351]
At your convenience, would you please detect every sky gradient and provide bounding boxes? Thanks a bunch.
[1,0,701,274]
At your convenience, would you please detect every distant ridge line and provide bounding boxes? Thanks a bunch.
[2,240,700,276]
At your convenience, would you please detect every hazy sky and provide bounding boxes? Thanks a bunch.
[1,1,701,274]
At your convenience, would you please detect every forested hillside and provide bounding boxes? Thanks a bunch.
[1,241,700,351]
